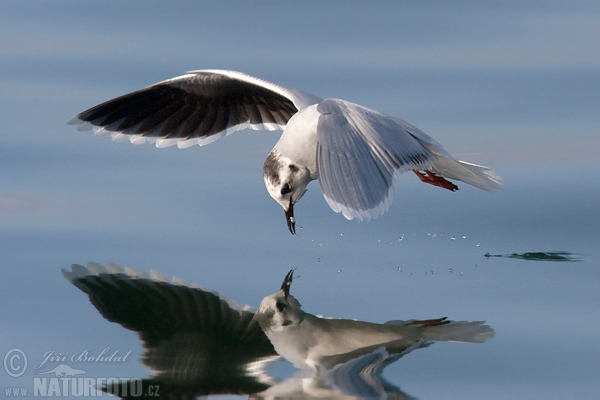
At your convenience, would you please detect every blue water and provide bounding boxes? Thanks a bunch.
[1,1,599,399]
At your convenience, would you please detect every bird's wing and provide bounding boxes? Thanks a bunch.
[316,99,436,221]
[68,70,322,149]
[62,263,278,370]
[323,347,418,399]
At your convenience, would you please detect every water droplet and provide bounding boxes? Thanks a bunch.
[460,271,464,276]
[317,257,322,262]
[425,271,428,275]
[337,269,342,273]
[319,243,323,247]
[450,236,456,241]
[397,267,402,272]
[475,243,480,247]
[475,263,479,267]
[449,268,453,273]
[462,235,467,239]
[430,270,434,275]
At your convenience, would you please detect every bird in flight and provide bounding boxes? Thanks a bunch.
[69,70,502,234]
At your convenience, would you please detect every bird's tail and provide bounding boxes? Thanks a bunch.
[402,122,502,191]
[385,319,494,343]
[431,155,503,191]
[421,320,494,343]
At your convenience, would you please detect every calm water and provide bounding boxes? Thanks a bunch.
[1,1,599,399]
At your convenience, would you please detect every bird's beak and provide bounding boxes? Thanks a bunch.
[280,269,295,299]
[285,198,296,235]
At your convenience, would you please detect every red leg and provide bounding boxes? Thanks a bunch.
[413,170,459,191]
[405,317,450,327]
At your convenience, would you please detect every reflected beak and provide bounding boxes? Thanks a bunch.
[285,199,296,235]
[280,269,295,299]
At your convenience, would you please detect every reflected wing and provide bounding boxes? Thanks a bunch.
[316,99,435,221]
[68,70,322,148]
[323,347,418,400]
[317,339,430,373]
[62,262,278,371]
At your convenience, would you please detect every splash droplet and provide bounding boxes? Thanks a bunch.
[450,236,456,241]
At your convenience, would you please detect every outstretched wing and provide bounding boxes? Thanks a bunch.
[316,99,435,221]
[68,70,322,149]
[62,263,278,369]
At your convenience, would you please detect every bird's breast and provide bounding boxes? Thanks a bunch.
[275,105,320,177]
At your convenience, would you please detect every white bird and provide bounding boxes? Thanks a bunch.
[69,70,502,234]
[63,264,493,397]
[254,270,494,374]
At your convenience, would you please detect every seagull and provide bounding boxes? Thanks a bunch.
[69,70,502,234]
[63,263,493,396]
[254,270,494,374]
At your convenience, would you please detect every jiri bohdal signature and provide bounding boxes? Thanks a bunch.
[34,348,132,370]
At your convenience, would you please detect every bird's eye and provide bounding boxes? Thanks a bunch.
[280,184,291,195]
[276,301,286,312]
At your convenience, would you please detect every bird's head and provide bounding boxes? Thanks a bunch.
[255,269,304,333]
[263,151,310,234]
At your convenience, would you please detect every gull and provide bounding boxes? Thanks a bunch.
[69,70,502,234]
[254,270,494,374]
[63,263,493,397]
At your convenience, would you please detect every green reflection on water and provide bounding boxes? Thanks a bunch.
[484,251,581,262]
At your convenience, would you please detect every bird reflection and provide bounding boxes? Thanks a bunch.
[63,263,494,399]
[255,270,493,374]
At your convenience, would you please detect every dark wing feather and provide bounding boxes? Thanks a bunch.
[69,70,321,148]
[62,263,277,366]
